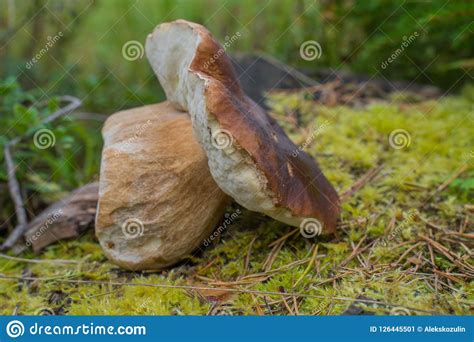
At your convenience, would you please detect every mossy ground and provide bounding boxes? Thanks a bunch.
[1,87,473,315]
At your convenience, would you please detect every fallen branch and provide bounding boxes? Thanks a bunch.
[24,182,99,252]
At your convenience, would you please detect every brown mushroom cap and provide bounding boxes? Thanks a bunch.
[146,20,340,233]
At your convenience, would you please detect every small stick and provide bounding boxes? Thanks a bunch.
[417,214,445,231]
[459,216,469,233]
[263,296,273,315]
[419,235,474,272]
[243,235,258,275]
[41,96,82,125]
[445,232,474,239]
[12,304,20,316]
[293,244,319,287]
[419,235,455,262]
[197,258,218,275]
[1,143,28,250]
[250,293,265,315]
[311,271,356,286]
[421,165,468,208]
[262,240,284,272]
[432,269,464,284]
[338,235,368,268]
[0,253,81,264]
[434,164,468,195]
[280,293,294,315]
[393,242,422,266]
[457,242,471,255]
[268,227,298,247]
[1,96,82,251]
[427,242,436,268]
[292,296,300,315]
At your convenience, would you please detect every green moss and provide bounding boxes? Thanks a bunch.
[1,89,472,315]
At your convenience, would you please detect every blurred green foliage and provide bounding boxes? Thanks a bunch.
[0,77,102,226]
[1,0,472,107]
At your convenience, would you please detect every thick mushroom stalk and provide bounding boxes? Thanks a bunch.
[95,102,229,270]
[146,20,340,232]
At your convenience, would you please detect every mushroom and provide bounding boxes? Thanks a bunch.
[95,102,229,270]
[145,20,340,233]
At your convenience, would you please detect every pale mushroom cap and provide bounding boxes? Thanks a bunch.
[96,102,229,270]
[146,20,340,232]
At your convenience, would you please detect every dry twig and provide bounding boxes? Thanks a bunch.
[340,164,384,202]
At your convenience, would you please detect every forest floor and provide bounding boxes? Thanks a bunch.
[0,84,473,315]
